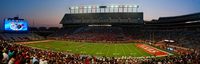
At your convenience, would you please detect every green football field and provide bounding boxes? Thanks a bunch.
[25,40,152,57]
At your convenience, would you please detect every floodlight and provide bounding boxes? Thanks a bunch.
[124,5,128,7]
[134,5,139,8]
[92,6,96,8]
[96,6,99,8]
[129,5,133,7]
[115,5,118,7]
[88,6,92,8]
[71,7,74,9]
[75,6,79,9]
[119,5,123,7]
[84,6,88,8]
[110,5,114,8]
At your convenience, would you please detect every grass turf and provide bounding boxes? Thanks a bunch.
[25,41,152,57]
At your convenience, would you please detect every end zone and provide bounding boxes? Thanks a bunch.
[136,43,172,57]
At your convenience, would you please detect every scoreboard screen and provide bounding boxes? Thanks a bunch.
[4,19,28,31]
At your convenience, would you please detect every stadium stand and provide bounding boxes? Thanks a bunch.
[0,41,199,64]
[45,12,200,63]
[1,10,200,63]
[60,13,144,24]
[0,33,44,42]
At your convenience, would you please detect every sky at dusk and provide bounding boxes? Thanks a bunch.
[0,0,200,27]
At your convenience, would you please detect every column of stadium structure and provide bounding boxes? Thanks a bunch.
[88,6,90,13]
[122,5,124,13]
[73,7,74,13]
[112,6,114,12]
[90,6,92,13]
[104,7,106,13]
[108,6,111,23]
[74,7,76,14]
[69,7,71,13]
[69,7,71,14]
[102,7,104,13]
[113,6,115,12]
[75,7,78,13]
[131,6,134,12]
[86,6,88,13]
[129,5,132,12]
[95,7,97,13]
[75,8,76,13]
[85,6,87,13]
[74,6,80,13]
[118,6,120,12]
[108,6,110,12]
[78,6,80,13]
[135,5,139,12]
[80,6,83,23]
[99,7,102,13]
[127,6,129,12]
[114,6,115,12]
[119,5,121,12]
[71,7,73,13]
[80,6,83,13]
[95,6,97,13]
[91,6,93,13]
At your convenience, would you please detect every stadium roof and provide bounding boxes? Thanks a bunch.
[157,12,200,23]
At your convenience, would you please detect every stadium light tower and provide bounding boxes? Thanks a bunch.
[69,5,139,13]
[69,7,72,13]
[99,6,107,13]
[75,6,79,13]
[84,6,88,13]
[122,5,125,12]
[96,6,98,13]
[69,7,74,13]
[88,6,92,13]
[134,5,139,12]
[128,5,133,12]
[111,5,115,12]
[115,5,119,12]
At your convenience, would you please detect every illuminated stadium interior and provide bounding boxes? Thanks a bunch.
[0,1,200,64]
[69,5,139,13]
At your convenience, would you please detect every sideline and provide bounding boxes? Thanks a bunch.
[15,40,54,44]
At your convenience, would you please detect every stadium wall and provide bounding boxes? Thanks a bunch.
[60,12,144,25]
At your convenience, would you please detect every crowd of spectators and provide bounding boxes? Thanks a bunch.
[0,40,199,64]
[64,27,132,42]
[0,26,197,64]
[49,26,200,49]
[0,33,44,42]
[140,30,200,49]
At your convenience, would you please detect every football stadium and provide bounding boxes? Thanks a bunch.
[0,1,200,64]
